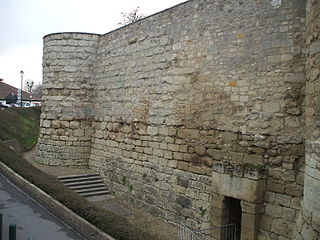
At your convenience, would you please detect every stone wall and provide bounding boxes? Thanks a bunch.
[293,0,320,239]
[36,33,100,166]
[36,0,313,239]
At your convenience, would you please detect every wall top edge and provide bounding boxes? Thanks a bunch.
[100,0,192,38]
[43,32,102,40]
[42,0,192,41]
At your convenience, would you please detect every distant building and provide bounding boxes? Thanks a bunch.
[0,78,31,104]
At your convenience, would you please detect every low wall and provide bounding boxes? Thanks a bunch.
[0,162,115,240]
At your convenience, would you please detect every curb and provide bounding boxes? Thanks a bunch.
[0,161,116,240]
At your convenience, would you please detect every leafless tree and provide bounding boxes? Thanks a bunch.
[31,83,42,99]
[118,7,145,26]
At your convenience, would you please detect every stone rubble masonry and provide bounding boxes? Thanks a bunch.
[292,0,320,239]
[36,33,99,167]
[34,0,319,239]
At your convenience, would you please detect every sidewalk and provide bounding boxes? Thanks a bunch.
[0,172,86,240]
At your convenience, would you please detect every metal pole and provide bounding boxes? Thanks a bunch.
[20,70,24,107]
[9,224,16,240]
[0,213,2,240]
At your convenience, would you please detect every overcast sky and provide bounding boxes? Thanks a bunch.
[0,0,186,89]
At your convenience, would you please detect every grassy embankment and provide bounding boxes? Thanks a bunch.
[0,107,156,240]
[0,107,41,150]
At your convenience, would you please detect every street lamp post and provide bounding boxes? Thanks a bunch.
[20,70,24,107]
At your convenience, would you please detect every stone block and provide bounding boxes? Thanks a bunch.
[212,171,266,203]
[275,193,291,207]
[163,151,173,159]
[189,164,206,175]
[173,152,183,160]
[207,149,226,161]
[265,204,282,218]
[177,129,190,139]
[201,156,213,167]
[241,213,260,239]
[267,55,280,63]
[265,191,276,203]
[51,120,60,128]
[260,215,272,231]
[158,127,169,135]
[195,145,206,155]
[176,195,192,208]
[271,219,294,238]
[168,128,177,136]
[290,197,301,210]
[177,161,189,171]
[70,121,80,129]
[267,179,284,193]
[262,102,280,113]
[282,207,296,222]
[241,201,263,214]
[168,143,180,152]
[285,184,303,197]
[168,160,178,168]
[43,120,51,128]
[147,126,158,136]
[221,132,238,142]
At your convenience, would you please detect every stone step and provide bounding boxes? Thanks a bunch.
[64,180,104,187]
[59,175,101,184]
[57,173,100,181]
[57,173,111,200]
[62,179,103,187]
[80,190,111,197]
[75,187,110,194]
[69,183,106,190]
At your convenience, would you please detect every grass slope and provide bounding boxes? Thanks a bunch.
[0,141,156,240]
[0,108,158,240]
[0,107,41,150]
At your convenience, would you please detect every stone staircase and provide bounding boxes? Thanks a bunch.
[57,173,111,200]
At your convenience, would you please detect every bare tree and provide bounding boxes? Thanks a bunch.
[118,7,145,26]
[31,83,42,99]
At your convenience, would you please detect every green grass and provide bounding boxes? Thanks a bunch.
[0,108,158,240]
[0,107,41,150]
[0,142,157,240]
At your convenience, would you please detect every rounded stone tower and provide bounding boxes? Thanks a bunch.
[36,32,100,167]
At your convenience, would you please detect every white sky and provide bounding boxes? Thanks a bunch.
[0,0,187,89]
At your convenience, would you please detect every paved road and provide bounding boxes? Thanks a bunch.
[0,173,86,240]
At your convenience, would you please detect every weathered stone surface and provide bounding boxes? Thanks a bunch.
[35,0,315,238]
[271,219,294,238]
[293,0,320,239]
[212,171,266,203]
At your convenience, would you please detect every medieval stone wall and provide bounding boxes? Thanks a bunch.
[36,0,314,239]
[293,0,320,239]
[36,33,99,166]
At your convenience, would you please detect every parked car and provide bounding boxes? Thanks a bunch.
[32,102,41,107]
[0,102,8,108]
[22,102,32,107]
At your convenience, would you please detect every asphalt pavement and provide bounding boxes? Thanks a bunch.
[0,172,86,240]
